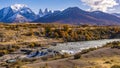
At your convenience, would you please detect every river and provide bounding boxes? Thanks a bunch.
[49,39,120,54]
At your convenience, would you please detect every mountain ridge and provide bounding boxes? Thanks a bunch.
[34,7,120,25]
[0,4,37,23]
[0,4,120,25]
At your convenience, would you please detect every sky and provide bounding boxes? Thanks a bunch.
[0,0,120,13]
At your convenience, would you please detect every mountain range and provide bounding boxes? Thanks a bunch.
[0,4,51,23]
[0,4,120,25]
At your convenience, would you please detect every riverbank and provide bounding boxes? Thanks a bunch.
[25,41,120,68]
[25,47,120,68]
[0,40,120,68]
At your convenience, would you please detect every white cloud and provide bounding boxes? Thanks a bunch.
[81,0,119,12]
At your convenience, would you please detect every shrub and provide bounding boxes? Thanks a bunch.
[74,53,81,59]
[61,53,70,58]
[80,47,97,54]
[41,57,48,61]
[103,41,120,48]
[111,65,120,68]
[74,47,97,59]
[104,61,111,64]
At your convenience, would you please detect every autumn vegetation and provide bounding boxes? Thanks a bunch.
[0,23,119,56]
[0,23,119,42]
[44,24,120,42]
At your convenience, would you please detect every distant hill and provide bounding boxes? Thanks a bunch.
[34,7,120,25]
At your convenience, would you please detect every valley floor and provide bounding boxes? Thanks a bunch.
[25,47,120,68]
[0,23,119,68]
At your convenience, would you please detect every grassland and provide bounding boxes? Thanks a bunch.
[0,23,120,68]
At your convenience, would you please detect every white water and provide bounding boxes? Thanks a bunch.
[26,39,120,58]
[49,39,120,54]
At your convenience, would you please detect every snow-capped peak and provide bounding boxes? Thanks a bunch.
[10,4,27,11]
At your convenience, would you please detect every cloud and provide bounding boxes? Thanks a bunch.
[81,0,119,12]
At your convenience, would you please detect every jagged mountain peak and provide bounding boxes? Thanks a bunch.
[38,8,53,17]
[10,4,28,11]
[0,5,120,25]
[0,4,37,23]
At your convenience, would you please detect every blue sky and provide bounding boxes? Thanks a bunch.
[0,0,119,13]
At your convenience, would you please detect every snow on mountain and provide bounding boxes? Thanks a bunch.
[10,4,27,12]
[0,4,120,25]
[0,4,37,23]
